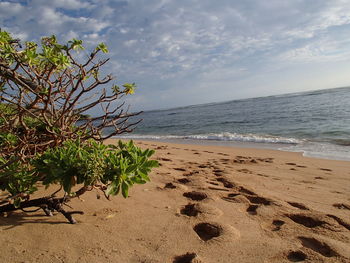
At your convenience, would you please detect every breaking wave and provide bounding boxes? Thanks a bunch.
[115,132,301,144]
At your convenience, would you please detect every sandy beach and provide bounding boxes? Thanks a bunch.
[1,139,350,263]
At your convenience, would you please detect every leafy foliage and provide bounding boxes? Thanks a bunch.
[34,140,158,197]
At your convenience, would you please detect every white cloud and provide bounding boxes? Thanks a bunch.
[279,35,350,64]
[0,1,24,15]
[124,39,138,47]
[120,28,129,34]
[2,0,350,110]
[52,0,91,10]
[64,30,79,41]
[279,45,325,62]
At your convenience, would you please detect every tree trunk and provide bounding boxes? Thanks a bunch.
[0,197,83,224]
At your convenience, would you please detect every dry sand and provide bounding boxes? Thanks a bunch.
[1,139,350,263]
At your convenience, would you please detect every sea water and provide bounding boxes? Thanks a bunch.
[114,87,350,161]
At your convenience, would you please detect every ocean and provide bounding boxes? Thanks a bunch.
[114,87,350,161]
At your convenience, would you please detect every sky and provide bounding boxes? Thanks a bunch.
[1,0,350,112]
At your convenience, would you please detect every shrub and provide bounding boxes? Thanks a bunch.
[0,30,158,223]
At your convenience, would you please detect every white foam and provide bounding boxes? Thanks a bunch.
[115,132,300,144]
[115,132,350,161]
[283,141,350,161]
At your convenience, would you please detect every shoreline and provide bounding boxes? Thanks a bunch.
[128,139,350,166]
[115,137,350,162]
[1,139,350,262]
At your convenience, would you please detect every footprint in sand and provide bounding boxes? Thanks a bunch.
[193,221,241,242]
[327,214,350,231]
[257,173,269,178]
[238,187,256,195]
[246,204,259,215]
[287,250,307,262]
[272,177,281,181]
[319,168,332,172]
[287,202,309,211]
[272,219,285,231]
[237,169,253,174]
[185,171,200,177]
[296,165,307,168]
[173,252,202,263]
[333,203,350,210]
[314,176,325,180]
[286,214,326,228]
[193,222,222,241]
[262,219,286,232]
[221,193,244,203]
[179,203,223,219]
[178,178,191,184]
[183,191,208,201]
[245,195,272,206]
[234,156,267,164]
[164,183,177,189]
[257,158,274,163]
[220,185,273,216]
[180,204,201,217]
[298,236,338,258]
[174,168,187,171]
[241,193,273,216]
[216,177,235,188]
[213,169,226,176]
[330,190,343,194]
[156,146,168,150]
[159,157,172,162]
[219,153,230,156]
[207,181,220,186]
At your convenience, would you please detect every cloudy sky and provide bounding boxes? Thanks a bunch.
[2,0,350,111]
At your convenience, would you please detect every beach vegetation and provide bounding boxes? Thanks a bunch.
[0,30,158,223]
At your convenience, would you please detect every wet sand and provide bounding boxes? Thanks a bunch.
[0,139,350,263]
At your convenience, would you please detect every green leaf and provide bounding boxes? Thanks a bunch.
[137,170,150,181]
[62,175,73,193]
[69,38,84,50]
[106,181,120,196]
[132,177,147,184]
[118,140,124,149]
[121,181,129,198]
[125,164,137,174]
[145,149,155,158]
[122,83,136,95]
[146,160,159,168]
[96,42,108,53]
